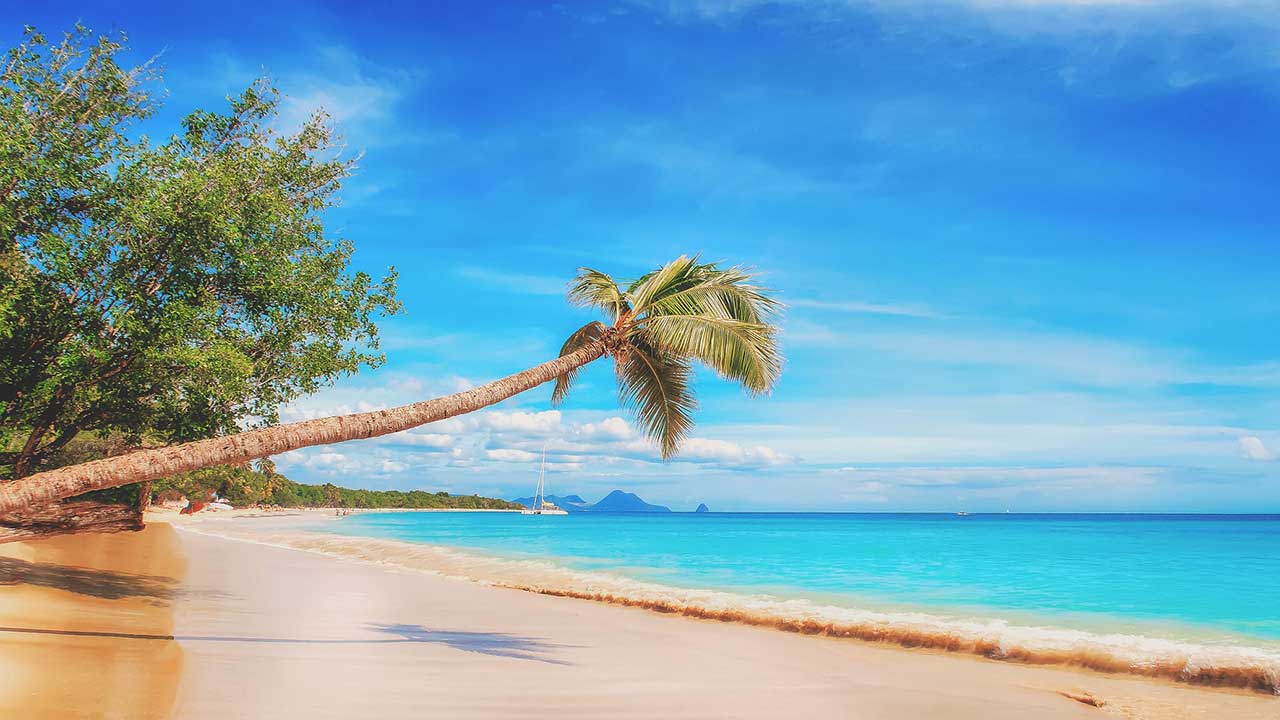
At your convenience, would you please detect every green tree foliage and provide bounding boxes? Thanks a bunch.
[147,456,521,510]
[0,26,400,478]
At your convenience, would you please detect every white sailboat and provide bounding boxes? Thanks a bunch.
[521,449,568,515]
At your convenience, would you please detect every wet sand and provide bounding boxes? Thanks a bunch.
[1,516,1276,719]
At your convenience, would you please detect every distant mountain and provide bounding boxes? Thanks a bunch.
[590,490,671,513]
[511,494,591,512]
[695,503,709,513]
[512,490,671,513]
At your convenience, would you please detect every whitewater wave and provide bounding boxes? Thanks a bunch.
[178,522,1280,694]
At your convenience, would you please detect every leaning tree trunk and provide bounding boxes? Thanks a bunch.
[0,342,606,516]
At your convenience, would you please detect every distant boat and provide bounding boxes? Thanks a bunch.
[956,511,970,516]
[521,450,567,516]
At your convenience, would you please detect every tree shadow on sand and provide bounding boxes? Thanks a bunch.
[368,623,573,664]
[0,556,177,602]
[0,622,574,665]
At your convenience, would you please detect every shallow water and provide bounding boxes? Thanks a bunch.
[329,513,1278,637]
[294,511,1280,690]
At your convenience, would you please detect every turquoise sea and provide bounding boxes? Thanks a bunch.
[322,511,1280,688]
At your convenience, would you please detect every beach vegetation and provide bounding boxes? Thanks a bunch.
[0,25,399,482]
[150,460,520,510]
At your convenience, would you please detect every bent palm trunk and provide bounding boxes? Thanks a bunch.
[0,342,606,516]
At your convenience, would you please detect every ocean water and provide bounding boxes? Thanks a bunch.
[314,511,1280,690]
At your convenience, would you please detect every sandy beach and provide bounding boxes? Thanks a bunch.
[1,514,1275,719]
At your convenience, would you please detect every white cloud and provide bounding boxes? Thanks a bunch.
[276,372,474,424]
[486,448,541,463]
[279,46,422,145]
[1240,436,1276,461]
[280,450,363,475]
[668,437,789,467]
[435,412,790,470]
[311,452,349,466]
[380,460,409,473]
[205,44,424,151]
[581,416,634,440]
[482,410,563,435]
[377,431,454,449]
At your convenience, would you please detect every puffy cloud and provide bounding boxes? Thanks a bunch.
[580,416,634,440]
[442,412,789,471]
[436,410,562,436]
[483,410,562,434]
[679,438,789,467]
[377,430,454,449]
[272,389,790,488]
[280,450,363,474]
[485,448,540,462]
[1240,436,1275,461]
[380,460,409,473]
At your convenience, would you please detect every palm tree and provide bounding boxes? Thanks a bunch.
[0,255,781,515]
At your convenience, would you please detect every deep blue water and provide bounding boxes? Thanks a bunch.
[328,512,1280,643]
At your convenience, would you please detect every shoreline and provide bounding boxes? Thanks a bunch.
[174,511,1280,697]
[3,514,1276,718]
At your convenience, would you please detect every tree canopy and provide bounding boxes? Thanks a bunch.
[0,26,400,479]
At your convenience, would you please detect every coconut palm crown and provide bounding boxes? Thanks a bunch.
[552,255,782,458]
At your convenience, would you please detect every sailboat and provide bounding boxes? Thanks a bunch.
[521,449,568,515]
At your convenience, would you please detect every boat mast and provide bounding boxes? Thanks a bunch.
[536,448,547,511]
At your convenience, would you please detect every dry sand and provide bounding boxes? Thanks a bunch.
[1,514,1276,719]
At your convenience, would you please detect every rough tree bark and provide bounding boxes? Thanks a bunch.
[0,342,607,516]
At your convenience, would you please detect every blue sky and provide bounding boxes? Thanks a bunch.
[11,1,1279,511]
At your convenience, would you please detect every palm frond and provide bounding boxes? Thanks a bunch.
[616,340,696,459]
[643,265,780,325]
[625,254,707,314]
[551,320,607,406]
[640,313,781,395]
[565,256,782,460]
[567,268,629,321]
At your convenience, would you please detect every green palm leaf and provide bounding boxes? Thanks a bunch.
[640,313,780,394]
[566,256,780,457]
[643,266,779,324]
[551,320,607,405]
[615,339,696,459]
[626,254,706,314]
[568,268,629,321]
